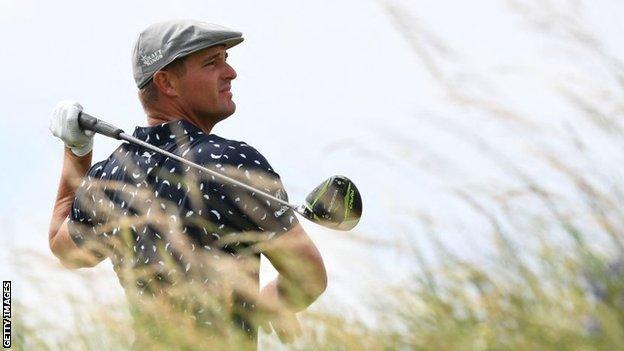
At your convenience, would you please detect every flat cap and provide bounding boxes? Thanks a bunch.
[132,19,244,89]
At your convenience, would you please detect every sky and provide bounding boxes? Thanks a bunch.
[0,0,623,342]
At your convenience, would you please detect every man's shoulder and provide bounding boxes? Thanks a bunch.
[191,135,272,169]
[191,133,253,152]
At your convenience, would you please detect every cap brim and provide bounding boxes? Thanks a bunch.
[222,36,244,49]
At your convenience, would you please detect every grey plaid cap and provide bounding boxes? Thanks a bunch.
[132,20,244,89]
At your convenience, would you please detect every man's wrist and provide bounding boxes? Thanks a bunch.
[64,144,92,159]
[66,140,93,157]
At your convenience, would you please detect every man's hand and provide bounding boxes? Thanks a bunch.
[259,309,302,344]
[258,279,303,343]
[49,100,94,157]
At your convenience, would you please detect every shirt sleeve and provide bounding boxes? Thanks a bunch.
[67,161,111,259]
[215,142,299,236]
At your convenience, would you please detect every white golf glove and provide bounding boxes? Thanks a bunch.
[49,100,94,157]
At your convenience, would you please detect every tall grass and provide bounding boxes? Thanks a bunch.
[12,216,624,350]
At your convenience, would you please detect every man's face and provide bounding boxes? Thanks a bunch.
[175,45,237,121]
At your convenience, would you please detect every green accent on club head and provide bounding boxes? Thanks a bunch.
[310,179,331,208]
[343,181,352,220]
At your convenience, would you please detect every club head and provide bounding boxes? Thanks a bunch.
[298,175,362,231]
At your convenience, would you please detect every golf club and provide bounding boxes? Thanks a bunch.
[78,112,362,231]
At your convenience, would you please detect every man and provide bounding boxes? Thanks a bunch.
[48,20,326,350]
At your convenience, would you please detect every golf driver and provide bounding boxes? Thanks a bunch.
[78,112,363,231]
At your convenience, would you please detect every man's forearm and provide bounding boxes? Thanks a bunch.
[48,147,92,242]
[260,224,327,312]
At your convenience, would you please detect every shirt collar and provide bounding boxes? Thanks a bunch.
[132,119,205,146]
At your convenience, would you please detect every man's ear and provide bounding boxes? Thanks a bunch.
[153,71,180,98]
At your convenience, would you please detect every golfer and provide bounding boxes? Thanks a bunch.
[48,20,326,350]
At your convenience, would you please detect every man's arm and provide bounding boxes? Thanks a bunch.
[260,223,327,312]
[48,147,102,269]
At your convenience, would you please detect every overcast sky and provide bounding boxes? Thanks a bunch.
[1,0,623,333]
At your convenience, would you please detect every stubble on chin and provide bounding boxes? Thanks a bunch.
[210,101,236,122]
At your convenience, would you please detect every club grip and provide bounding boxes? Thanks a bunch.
[78,112,124,139]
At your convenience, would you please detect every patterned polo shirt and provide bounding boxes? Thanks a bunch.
[67,119,298,342]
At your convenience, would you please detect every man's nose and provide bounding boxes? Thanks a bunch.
[224,62,237,80]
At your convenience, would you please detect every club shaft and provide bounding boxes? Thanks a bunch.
[119,133,297,210]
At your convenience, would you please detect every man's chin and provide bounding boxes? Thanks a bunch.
[215,103,236,122]
[226,100,237,115]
